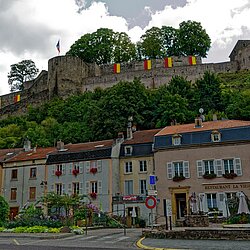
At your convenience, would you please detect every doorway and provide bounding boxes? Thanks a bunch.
[175,193,187,219]
[9,207,19,220]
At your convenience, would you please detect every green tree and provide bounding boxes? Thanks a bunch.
[67,28,136,64]
[176,20,211,57]
[0,196,9,225]
[8,60,39,92]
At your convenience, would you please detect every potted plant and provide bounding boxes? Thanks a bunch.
[90,192,97,199]
[90,168,97,174]
[72,169,79,176]
[55,170,62,177]
[173,175,186,182]
[223,172,237,179]
[203,173,217,179]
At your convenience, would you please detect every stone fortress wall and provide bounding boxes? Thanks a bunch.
[0,40,250,120]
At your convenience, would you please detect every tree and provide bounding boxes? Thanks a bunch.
[8,60,39,92]
[66,28,136,64]
[0,196,9,225]
[176,20,211,57]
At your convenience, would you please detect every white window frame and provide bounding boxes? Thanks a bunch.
[91,181,98,193]
[204,160,215,174]
[172,134,181,145]
[124,180,133,195]
[211,130,221,142]
[223,159,234,174]
[139,160,147,172]
[173,162,184,176]
[125,146,132,156]
[124,161,133,173]
[206,193,218,209]
[139,179,147,195]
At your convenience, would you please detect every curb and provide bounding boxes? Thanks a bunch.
[136,236,191,250]
[0,233,75,240]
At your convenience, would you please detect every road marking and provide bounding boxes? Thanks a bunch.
[79,235,98,240]
[13,239,20,245]
[105,236,129,243]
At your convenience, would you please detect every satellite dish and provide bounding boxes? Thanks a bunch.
[199,108,204,114]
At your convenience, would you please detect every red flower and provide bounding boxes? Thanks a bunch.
[72,169,79,176]
[90,168,97,174]
[55,170,62,177]
[90,192,97,199]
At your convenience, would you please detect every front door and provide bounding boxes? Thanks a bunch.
[175,193,187,219]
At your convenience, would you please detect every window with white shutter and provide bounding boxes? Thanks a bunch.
[98,180,102,194]
[85,181,90,194]
[68,183,72,193]
[79,162,84,173]
[234,158,242,176]
[69,163,73,174]
[85,161,90,173]
[197,160,203,178]
[183,161,190,178]
[97,160,102,172]
[167,162,173,179]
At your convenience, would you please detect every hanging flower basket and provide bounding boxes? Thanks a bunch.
[223,172,237,179]
[90,168,97,174]
[72,169,79,176]
[203,173,217,179]
[173,175,186,182]
[55,170,62,177]
[90,192,97,199]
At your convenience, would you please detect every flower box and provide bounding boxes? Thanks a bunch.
[55,170,62,177]
[90,192,97,199]
[223,172,237,179]
[72,169,79,176]
[90,168,97,174]
[203,173,217,179]
[173,175,186,182]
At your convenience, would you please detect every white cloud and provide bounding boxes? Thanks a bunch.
[1,0,250,95]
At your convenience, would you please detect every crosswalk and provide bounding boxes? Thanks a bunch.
[78,233,130,243]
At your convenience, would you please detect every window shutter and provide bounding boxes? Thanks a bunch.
[85,181,90,194]
[183,161,190,178]
[98,180,102,194]
[79,183,83,194]
[79,162,84,173]
[217,192,228,217]
[62,184,65,194]
[50,184,54,192]
[62,164,66,175]
[91,161,96,168]
[167,162,173,179]
[69,163,73,174]
[52,165,55,175]
[199,193,208,213]
[234,158,242,176]
[97,160,102,172]
[215,159,223,177]
[68,183,72,193]
[196,160,204,178]
[85,161,90,173]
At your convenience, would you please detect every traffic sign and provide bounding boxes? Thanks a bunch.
[148,190,158,196]
[145,196,157,209]
[149,175,156,185]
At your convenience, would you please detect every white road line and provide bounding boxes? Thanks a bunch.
[79,235,98,240]
[13,239,20,245]
[105,236,129,243]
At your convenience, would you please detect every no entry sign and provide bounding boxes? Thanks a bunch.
[145,196,157,209]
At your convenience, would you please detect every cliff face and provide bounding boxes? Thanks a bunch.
[0,40,249,119]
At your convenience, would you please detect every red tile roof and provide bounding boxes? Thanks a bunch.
[5,147,56,163]
[62,139,114,153]
[123,128,162,145]
[0,148,22,162]
[156,120,250,136]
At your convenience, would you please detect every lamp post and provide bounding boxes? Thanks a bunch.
[40,181,48,215]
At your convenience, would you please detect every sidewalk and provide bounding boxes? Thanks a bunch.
[0,232,74,239]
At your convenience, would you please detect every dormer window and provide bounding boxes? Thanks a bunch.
[211,130,221,142]
[125,146,132,156]
[172,134,181,146]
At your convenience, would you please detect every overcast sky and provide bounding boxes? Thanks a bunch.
[0,0,250,95]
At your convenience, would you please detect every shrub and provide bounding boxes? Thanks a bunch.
[0,227,5,232]
[226,213,250,224]
[0,196,9,225]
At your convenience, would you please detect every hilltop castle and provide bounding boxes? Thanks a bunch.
[0,40,250,119]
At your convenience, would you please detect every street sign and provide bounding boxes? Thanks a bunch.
[165,199,172,215]
[148,190,158,196]
[145,196,157,209]
[149,175,156,185]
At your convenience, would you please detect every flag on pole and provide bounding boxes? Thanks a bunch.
[56,40,60,54]
[164,57,173,68]
[188,56,196,65]
[113,63,120,73]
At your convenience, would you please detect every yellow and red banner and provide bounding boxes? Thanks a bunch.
[189,56,196,65]
[113,63,120,74]
[164,57,173,68]
[144,59,151,70]
[14,94,20,103]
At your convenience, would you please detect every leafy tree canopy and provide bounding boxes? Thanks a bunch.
[8,60,39,92]
[66,28,136,64]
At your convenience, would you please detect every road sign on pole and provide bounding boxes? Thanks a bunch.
[149,175,156,185]
[145,196,157,209]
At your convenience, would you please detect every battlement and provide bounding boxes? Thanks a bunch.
[0,40,250,119]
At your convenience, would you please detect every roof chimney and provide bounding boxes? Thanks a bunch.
[127,116,133,140]
[213,114,218,121]
[24,139,31,152]
[194,117,203,128]
[57,140,64,151]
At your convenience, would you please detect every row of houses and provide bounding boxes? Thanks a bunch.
[1,118,250,225]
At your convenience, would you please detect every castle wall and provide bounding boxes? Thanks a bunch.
[0,40,248,119]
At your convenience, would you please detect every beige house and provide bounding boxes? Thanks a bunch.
[154,119,250,224]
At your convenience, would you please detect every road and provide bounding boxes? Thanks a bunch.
[0,228,141,250]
